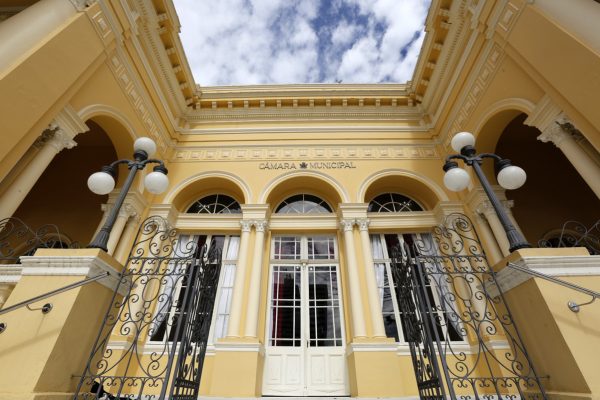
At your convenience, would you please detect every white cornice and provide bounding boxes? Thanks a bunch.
[0,265,22,284]
[197,83,408,99]
[18,255,128,295]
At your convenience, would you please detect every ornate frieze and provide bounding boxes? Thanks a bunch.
[107,52,169,155]
[171,145,438,162]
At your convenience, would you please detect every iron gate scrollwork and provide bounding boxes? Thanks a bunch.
[391,213,547,400]
[73,216,222,400]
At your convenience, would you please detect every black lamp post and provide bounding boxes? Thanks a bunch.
[87,137,169,252]
[442,131,531,253]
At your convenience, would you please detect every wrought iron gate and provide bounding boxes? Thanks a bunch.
[391,213,547,400]
[73,216,222,400]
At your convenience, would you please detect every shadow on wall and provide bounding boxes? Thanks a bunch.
[495,113,598,245]
[12,120,118,245]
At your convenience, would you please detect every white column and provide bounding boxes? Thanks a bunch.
[538,116,600,198]
[0,127,77,219]
[356,219,386,338]
[477,201,510,256]
[473,213,503,265]
[0,0,79,75]
[340,219,367,338]
[226,220,252,338]
[244,220,268,338]
[106,205,136,255]
[113,214,141,264]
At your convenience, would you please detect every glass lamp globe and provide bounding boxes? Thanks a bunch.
[497,165,527,190]
[134,137,157,157]
[144,171,169,194]
[87,171,115,195]
[444,167,471,192]
[450,131,476,152]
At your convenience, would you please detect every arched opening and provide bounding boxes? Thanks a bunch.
[367,193,424,212]
[186,194,242,214]
[361,172,441,210]
[171,175,247,213]
[12,120,119,245]
[264,174,343,212]
[275,194,333,214]
[494,113,598,245]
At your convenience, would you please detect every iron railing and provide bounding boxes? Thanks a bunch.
[538,219,600,255]
[0,217,79,263]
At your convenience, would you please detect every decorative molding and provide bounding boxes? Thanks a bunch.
[213,342,263,353]
[240,220,253,233]
[367,212,438,231]
[537,114,573,147]
[106,49,169,155]
[269,215,338,231]
[357,218,370,231]
[340,219,355,232]
[253,220,269,233]
[489,255,600,297]
[69,0,97,12]
[523,94,562,132]
[175,214,242,232]
[0,266,23,284]
[171,145,438,163]
[18,255,128,295]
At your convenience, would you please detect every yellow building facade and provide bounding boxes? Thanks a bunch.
[0,1,599,400]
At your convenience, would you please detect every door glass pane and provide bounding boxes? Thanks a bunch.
[270,265,302,346]
[308,266,342,347]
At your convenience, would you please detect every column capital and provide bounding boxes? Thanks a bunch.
[475,199,513,217]
[357,218,370,231]
[537,114,582,147]
[35,127,78,153]
[240,220,253,232]
[253,220,269,232]
[340,219,355,232]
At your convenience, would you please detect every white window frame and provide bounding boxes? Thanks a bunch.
[144,233,240,351]
[371,232,468,347]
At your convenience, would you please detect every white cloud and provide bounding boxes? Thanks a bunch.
[173,0,430,85]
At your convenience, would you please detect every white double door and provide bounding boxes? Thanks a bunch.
[262,236,349,396]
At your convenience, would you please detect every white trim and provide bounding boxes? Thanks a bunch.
[490,255,600,296]
[214,342,263,353]
[18,255,127,295]
[346,342,398,354]
[357,169,450,204]
[163,170,252,205]
[0,265,22,284]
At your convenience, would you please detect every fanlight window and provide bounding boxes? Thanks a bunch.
[275,194,333,214]
[187,194,241,214]
[368,193,423,212]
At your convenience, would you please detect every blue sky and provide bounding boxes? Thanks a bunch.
[173,0,431,86]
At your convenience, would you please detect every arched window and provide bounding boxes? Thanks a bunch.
[186,194,241,214]
[275,194,332,214]
[368,193,423,212]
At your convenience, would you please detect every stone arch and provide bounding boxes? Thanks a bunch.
[259,171,348,211]
[165,171,251,212]
[78,104,137,160]
[358,169,448,210]
[470,97,535,154]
